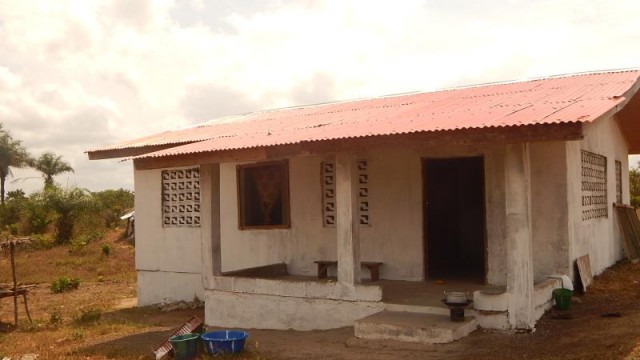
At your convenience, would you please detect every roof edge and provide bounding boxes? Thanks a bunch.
[87,142,199,160]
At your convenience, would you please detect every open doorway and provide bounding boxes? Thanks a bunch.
[423,157,485,282]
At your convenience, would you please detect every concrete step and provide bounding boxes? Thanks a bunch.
[354,310,478,344]
[383,302,480,317]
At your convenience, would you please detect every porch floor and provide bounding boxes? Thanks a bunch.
[380,278,501,308]
[242,273,503,308]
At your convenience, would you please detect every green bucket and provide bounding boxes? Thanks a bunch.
[552,288,573,311]
[169,333,200,360]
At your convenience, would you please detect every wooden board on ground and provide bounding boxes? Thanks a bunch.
[576,255,593,292]
[613,204,640,260]
[152,315,203,360]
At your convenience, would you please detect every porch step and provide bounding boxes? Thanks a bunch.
[354,310,478,344]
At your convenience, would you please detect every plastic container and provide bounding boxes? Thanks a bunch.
[201,330,249,355]
[552,288,573,311]
[169,333,200,360]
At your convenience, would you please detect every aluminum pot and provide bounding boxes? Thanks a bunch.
[444,291,468,304]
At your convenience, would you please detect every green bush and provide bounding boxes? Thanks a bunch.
[101,244,111,256]
[92,189,134,228]
[29,233,55,250]
[50,277,80,293]
[25,193,51,234]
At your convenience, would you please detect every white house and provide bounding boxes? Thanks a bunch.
[87,70,640,341]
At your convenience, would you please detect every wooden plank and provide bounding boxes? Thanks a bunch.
[152,315,203,360]
[613,204,640,260]
[10,242,18,326]
[621,207,640,258]
[575,255,593,292]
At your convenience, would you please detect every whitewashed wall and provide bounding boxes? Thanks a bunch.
[567,115,628,277]
[218,145,507,283]
[134,167,204,305]
[133,127,631,302]
[530,141,571,281]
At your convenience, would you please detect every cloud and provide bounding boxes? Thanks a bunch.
[180,83,261,123]
[0,0,639,195]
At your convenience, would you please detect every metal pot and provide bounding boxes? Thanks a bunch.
[444,291,468,304]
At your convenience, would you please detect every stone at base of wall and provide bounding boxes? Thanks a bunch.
[138,270,203,306]
[204,290,384,331]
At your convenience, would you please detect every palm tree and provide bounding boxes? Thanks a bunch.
[0,126,32,205]
[33,152,74,189]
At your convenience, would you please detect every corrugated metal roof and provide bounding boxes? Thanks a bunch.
[88,70,640,159]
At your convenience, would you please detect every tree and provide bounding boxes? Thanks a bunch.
[33,152,74,189]
[42,186,94,244]
[0,126,32,205]
[631,162,640,208]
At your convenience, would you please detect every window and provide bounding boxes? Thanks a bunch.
[237,161,290,228]
[321,161,336,226]
[162,168,201,227]
[321,159,370,227]
[581,151,607,220]
[615,160,622,204]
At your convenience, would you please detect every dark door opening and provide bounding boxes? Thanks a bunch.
[423,157,485,282]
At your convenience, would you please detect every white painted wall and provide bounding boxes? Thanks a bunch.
[530,142,570,281]
[567,115,628,277]
[218,145,507,283]
[134,167,204,305]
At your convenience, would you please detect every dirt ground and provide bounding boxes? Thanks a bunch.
[1,233,640,359]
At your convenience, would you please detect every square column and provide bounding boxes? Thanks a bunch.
[335,153,361,285]
[200,163,222,290]
[504,143,534,329]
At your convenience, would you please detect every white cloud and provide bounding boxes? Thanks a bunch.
[0,0,639,194]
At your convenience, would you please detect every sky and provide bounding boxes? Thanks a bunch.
[0,0,639,194]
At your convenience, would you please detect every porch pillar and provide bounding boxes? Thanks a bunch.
[335,153,361,285]
[504,143,534,329]
[200,163,222,290]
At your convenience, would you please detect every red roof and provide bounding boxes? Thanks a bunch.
[87,70,640,159]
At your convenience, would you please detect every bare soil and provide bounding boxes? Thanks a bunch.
[1,231,640,359]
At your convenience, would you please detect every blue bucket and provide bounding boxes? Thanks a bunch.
[201,330,249,355]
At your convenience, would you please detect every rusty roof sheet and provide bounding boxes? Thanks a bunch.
[88,70,640,159]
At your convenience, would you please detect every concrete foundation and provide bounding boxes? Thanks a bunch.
[205,290,384,330]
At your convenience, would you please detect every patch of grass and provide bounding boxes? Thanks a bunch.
[18,319,48,332]
[71,330,85,341]
[50,277,80,293]
[72,308,102,326]
[49,310,63,326]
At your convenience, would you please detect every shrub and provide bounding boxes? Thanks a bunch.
[29,233,55,250]
[50,277,80,293]
[101,244,111,256]
[25,192,51,234]
[92,189,134,228]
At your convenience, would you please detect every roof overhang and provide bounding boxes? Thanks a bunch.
[616,80,640,154]
[133,123,584,170]
[86,142,197,160]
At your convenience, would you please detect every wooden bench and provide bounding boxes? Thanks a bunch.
[314,261,383,281]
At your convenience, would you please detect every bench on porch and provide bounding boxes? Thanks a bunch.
[314,260,383,281]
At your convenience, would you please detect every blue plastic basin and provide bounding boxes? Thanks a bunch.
[201,330,249,355]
